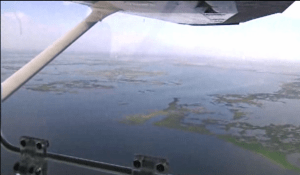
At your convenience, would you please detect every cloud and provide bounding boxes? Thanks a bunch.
[1,11,63,51]
[63,1,72,6]
[1,3,299,61]
[2,11,30,23]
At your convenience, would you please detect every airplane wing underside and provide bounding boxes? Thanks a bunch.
[73,1,294,25]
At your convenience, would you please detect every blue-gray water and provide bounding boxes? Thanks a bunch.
[2,51,300,175]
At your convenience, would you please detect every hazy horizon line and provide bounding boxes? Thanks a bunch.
[2,48,300,64]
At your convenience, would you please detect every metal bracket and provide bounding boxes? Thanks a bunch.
[2,133,171,175]
[132,155,169,175]
[13,136,49,175]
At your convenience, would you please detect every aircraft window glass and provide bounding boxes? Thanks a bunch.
[1,1,300,175]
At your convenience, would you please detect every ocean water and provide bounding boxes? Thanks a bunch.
[1,51,300,175]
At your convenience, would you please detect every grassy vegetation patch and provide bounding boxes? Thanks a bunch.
[219,135,300,173]
[154,112,211,135]
[121,111,168,125]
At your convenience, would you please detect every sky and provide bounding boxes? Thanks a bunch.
[1,1,300,61]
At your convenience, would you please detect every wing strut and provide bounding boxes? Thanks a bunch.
[1,7,133,175]
[1,7,171,175]
[1,9,116,102]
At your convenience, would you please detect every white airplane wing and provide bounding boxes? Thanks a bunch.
[74,1,294,25]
